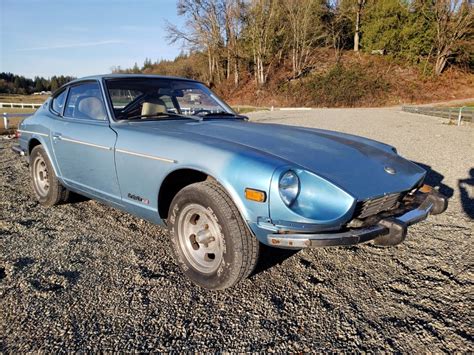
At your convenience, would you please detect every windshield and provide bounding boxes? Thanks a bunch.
[105,77,237,121]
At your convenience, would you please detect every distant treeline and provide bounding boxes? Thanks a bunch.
[0,72,76,95]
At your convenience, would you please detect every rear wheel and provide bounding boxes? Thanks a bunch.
[168,180,260,290]
[30,145,69,207]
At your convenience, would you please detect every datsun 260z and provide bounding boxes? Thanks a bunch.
[13,75,448,289]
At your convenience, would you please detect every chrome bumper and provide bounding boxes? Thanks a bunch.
[266,190,447,249]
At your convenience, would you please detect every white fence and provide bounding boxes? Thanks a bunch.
[0,102,42,109]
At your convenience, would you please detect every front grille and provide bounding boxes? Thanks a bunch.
[354,192,403,219]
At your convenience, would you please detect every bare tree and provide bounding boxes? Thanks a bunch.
[284,0,324,78]
[432,0,473,75]
[222,0,245,86]
[323,0,353,61]
[353,0,366,51]
[245,0,283,86]
[167,0,225,84]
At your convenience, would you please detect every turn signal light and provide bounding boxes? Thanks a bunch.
[419,184,433,193]
[245,188,266,202]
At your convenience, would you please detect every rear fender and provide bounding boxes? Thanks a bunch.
[27,135,61,178]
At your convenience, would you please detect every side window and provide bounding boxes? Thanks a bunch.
[51,89,67,114]
[64,82,107,120]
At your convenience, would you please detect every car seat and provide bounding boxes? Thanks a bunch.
[141,97,167,117]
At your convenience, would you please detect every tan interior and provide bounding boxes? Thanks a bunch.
[141,98,167,117]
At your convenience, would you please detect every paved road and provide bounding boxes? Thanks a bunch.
[1,108,473,351]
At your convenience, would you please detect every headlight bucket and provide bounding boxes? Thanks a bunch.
[279,170,300,206]
[270,167,356,225]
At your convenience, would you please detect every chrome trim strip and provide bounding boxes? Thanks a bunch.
[18,130,48,137]
[61,137,112,150]
[115,149,177,163]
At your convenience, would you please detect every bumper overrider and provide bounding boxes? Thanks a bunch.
[266,187,448,249]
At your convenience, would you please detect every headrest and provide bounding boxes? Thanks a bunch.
[77,96,107,120]
[141,97,166,117]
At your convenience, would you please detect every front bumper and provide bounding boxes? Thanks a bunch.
[266,189,448,248]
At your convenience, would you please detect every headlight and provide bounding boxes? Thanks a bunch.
[279,170,300,206]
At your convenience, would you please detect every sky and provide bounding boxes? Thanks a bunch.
[0,0,186,78]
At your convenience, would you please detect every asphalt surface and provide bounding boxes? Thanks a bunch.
[1,108,473,351]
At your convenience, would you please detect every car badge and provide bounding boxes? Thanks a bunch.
[384,166,396,175]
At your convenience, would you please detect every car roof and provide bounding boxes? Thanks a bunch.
[68,74,201,85]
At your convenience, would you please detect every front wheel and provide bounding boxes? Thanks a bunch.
[168,180,260,290]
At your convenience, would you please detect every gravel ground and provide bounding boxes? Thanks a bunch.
[1,108,473,352]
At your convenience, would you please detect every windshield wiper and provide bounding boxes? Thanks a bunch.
[126,112,202,121]
[202,112,246,119]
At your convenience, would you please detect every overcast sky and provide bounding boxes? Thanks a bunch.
[0,0,186,78]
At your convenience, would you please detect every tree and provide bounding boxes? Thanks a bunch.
[354,0,366,51]
[222,0,245,86]
[167,0,226,84]
[50,77,59,92]
[431,0,473,75]
[361,0,410,54]
[34,76,45,92]
[142,58,153,70]
[283,0,325,78]
[132,62,141,73]
[244,0,284,85]
[323,0,354,61]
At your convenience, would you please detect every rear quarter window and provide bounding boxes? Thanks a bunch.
[51,89,67,114]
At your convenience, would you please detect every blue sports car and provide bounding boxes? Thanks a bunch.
[13,74,447,289]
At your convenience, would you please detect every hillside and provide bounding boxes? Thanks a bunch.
[132,0,473,108]
[139,49,474,108]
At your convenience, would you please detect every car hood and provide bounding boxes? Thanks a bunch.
[138,119,426,200]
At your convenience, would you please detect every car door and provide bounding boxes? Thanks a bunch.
[50,81,121,204]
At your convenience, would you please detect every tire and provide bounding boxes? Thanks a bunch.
[30,145,69,207]
[168,180,260,290]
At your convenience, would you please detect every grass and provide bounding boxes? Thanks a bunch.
[435,100,474,109]
[0,94,50,104]
[232,105,270,114]
[1,107,37,114]
[0,108,36,134]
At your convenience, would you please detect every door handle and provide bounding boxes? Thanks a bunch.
[52,133,62,141]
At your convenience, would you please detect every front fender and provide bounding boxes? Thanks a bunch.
[168,151,281,225]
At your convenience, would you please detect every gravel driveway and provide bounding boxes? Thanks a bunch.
[1,108,473,351]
